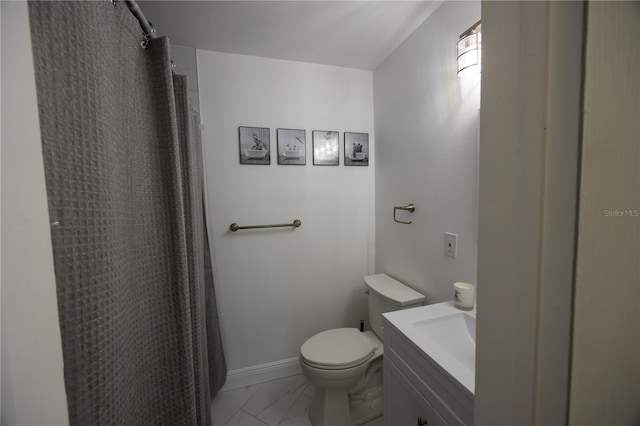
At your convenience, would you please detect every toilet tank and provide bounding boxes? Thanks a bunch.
[364,274,425,339]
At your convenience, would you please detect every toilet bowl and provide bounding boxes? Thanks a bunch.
[300,274,425,426]
[300,328,383,426]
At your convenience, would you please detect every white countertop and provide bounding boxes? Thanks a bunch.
[383,301,476,395]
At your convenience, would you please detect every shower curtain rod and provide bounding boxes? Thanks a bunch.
[123,0,157,40]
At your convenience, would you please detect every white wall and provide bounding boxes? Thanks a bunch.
[1,2,69,424]
[569,2,640,424]
[373,1,480,303]
[197,51,375,373]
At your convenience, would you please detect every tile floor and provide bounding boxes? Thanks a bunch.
[211,374,384,426]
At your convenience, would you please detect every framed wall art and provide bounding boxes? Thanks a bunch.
[239,126,270,165]
[344,132,369,166]
[313,130,339,166]
[277,128,306,165]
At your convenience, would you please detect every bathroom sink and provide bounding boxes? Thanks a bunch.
[383,301,476,394]
[411,312,475,371]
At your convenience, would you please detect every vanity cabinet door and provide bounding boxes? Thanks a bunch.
[385,358,448,426]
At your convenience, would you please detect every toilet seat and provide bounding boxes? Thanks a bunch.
[300,328,374,370]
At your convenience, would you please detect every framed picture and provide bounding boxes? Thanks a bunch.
[239,126,270,165]
[277,128,306,165]
[344,132,369,166]
[313,130,339,166]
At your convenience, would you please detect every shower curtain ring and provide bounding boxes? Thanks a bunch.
[141,38,149,49]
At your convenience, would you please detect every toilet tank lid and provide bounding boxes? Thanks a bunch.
[364,274,425,306]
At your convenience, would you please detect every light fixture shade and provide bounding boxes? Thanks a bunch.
[457,22,481,78]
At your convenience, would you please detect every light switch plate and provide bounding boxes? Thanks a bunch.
[445,232,458,258]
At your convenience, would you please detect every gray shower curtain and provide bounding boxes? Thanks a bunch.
[28,1,223,424]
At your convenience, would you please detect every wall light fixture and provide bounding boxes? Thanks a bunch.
[457,20,481,78]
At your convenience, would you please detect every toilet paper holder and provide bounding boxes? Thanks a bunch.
[393,203,415,224]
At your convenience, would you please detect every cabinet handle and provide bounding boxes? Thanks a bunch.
[417,416,428,426]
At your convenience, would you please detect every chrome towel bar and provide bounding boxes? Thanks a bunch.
[394,203,415,224]
[229,219,302,232]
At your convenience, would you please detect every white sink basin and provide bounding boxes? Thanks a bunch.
[383,301,476,394]
[412,312,476,371]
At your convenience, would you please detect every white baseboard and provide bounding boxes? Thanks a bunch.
[220,356,302,392]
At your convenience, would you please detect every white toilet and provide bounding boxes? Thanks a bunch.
[299,274,425,426]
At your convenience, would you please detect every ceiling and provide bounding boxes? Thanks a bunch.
[140,1,444,70]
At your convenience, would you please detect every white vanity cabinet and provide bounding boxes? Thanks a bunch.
[384,357,448,426]
[383,313,474,426]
